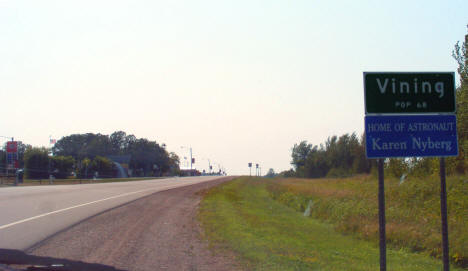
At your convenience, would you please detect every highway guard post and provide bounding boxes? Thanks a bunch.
[363,72,458,271]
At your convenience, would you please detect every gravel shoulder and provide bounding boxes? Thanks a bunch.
[26,177,242,271]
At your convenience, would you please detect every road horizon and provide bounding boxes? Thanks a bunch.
[0,176,225,250]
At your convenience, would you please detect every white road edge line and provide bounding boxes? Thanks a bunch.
[0,185,178,230]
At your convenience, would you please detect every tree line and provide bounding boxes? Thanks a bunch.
[1,131,180,179]
[282,28,467,179]
[284,133,370,178]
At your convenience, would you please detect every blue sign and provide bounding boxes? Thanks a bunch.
[7,153,16,164]
[365,115,458,158]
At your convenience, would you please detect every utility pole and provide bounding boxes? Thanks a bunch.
[48,136,53,184]
[207,159,211,174]
[181,146,193,176]
[209,159,214,175]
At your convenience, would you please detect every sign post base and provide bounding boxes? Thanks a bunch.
[440,158,450,271]
[378,158,386,271]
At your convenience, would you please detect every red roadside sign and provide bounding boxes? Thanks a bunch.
[6,141,17,153]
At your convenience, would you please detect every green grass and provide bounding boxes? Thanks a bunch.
[267,175,468,268]
[198,177,465,270]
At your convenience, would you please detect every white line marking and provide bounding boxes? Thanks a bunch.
[0,186,175,230]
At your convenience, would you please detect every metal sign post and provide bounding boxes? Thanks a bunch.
[440,158,450,271]
[377,158,386,271]
[189,148,193,176]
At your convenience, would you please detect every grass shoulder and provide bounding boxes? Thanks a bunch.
[267,175,467,268]
[198,177,465,270]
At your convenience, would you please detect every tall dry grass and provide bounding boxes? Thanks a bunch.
[266,175,468,268]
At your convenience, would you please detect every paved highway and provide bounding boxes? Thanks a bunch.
[0,176,222,250]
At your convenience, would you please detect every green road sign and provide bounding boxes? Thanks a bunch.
[364,72,455,114]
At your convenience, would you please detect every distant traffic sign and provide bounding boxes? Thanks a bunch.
[364,72,455,114]
[365,115,458,158]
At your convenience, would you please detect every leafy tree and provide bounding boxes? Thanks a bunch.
[325,133,361,176]
[291,132,373,178]
[52,131,174,177]
[291,141,312,168]
[86,134,112,158]
[76,158,92,178]
[109,131,128,154]
[167,152,181,176]
[90,156,114,178]
[278,169,295,177]
[128,138,169,176]
[451,26,468,174]
[351,133,371,174]
[52,133,112,159]
[52,134,90,159]
[304,145,329,178]
[291,141,312,177]
[265,168,276,178]
[16,142,31,168]
[24,147,49,179]
[51,156,75,179]
[291,133,371,178]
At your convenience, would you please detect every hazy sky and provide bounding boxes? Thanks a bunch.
[1,0,467,175]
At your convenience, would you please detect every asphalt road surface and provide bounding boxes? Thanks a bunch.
[24,177,240,271]
[0,176,224,250]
